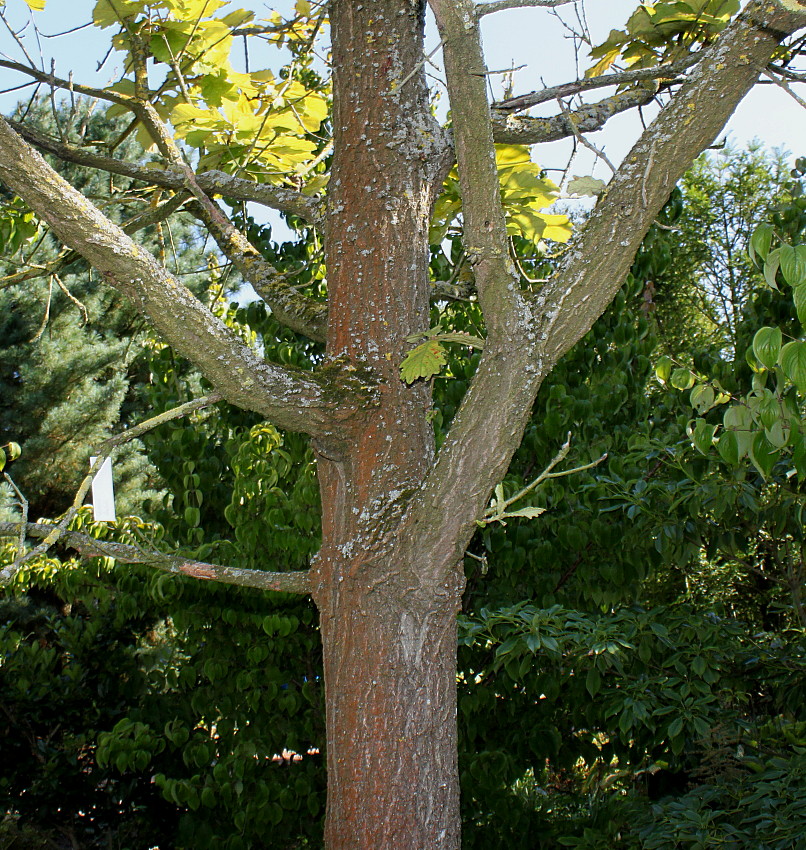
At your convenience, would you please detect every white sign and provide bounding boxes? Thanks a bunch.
[89,456,116,522]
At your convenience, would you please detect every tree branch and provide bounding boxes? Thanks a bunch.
[0,116,361,443]
[476,0,574,16]
[0,394,224,581]
[0,58,132,106]
[538,0,806,370]
[492,56,699,112]
[1,191,191,290]
[0,521,312,594]
[185,196,327,342]
[491,84,658,145]
[8,120,322,222]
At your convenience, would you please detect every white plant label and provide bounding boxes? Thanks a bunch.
[90,456,116,522]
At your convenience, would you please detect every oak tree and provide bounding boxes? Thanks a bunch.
[1,0,806,847]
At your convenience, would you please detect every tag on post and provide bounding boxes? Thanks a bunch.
[89,456,116,522]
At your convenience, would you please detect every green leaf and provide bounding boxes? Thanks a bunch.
[763,248,781,291]
[752,326,782,371]
[748,222,774,264]
[723,405,753,458]
[717,430,739,465]
[655,355,673,382]
[749,431,779,479]
[92,0,146,28]
[184,506,201,527]
[502,506,547,520]
[780,340,806,393]
[670,368,695,390]
[585,667,601,697]
[400,341,447,384]
[567,175,607,197]
[690,384,715,414]
[691,418,716,455]
[667,716,684,739]
[780,244,806,287]
[794,284,806,327]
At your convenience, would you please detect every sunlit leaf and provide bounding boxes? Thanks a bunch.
[780,340,806,393]
[690,383,715,414]
[780,243,806,288]
[670,368,695,390]
[655,355,673,382]
[751,326,782,371]
[400,341,447,384]
[567,175,608,197]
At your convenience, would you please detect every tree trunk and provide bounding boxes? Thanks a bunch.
[312,1,460,846]
[315,569,463,848]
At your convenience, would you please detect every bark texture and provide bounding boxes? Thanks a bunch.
[311,1,462,846]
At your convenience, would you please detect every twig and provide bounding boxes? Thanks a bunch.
[492,55,698,112]
[3,473,28,556]
[499,433,606,512]
[476,0,575,17]
[557,97,617,174]
[762,67,806,110]
[395,39,444,93]
[52,273,89,323]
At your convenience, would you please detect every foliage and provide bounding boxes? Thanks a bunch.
[95,0,329,184]
[588,0,741,77]
[431,145,572,247]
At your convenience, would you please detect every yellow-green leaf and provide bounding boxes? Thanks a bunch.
[400,341,447,384]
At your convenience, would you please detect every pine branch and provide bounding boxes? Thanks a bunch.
[1,192,191,290]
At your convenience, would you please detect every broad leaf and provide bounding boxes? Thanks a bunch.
[751,326,782,371]
[780,340,806,393]
[793,284,806,326]
[780,243,806,288]
[690,383,715,414]
[655,355,672,382]
[749,431,779,479]
[567,175,608,197]
[748,222,774,264]
[691,418,716,455]
[670,368,695,390]
[400,341,447,384]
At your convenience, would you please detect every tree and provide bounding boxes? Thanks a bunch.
[1,1,805,847]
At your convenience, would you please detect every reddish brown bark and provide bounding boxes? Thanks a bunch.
[311,1,462,846]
